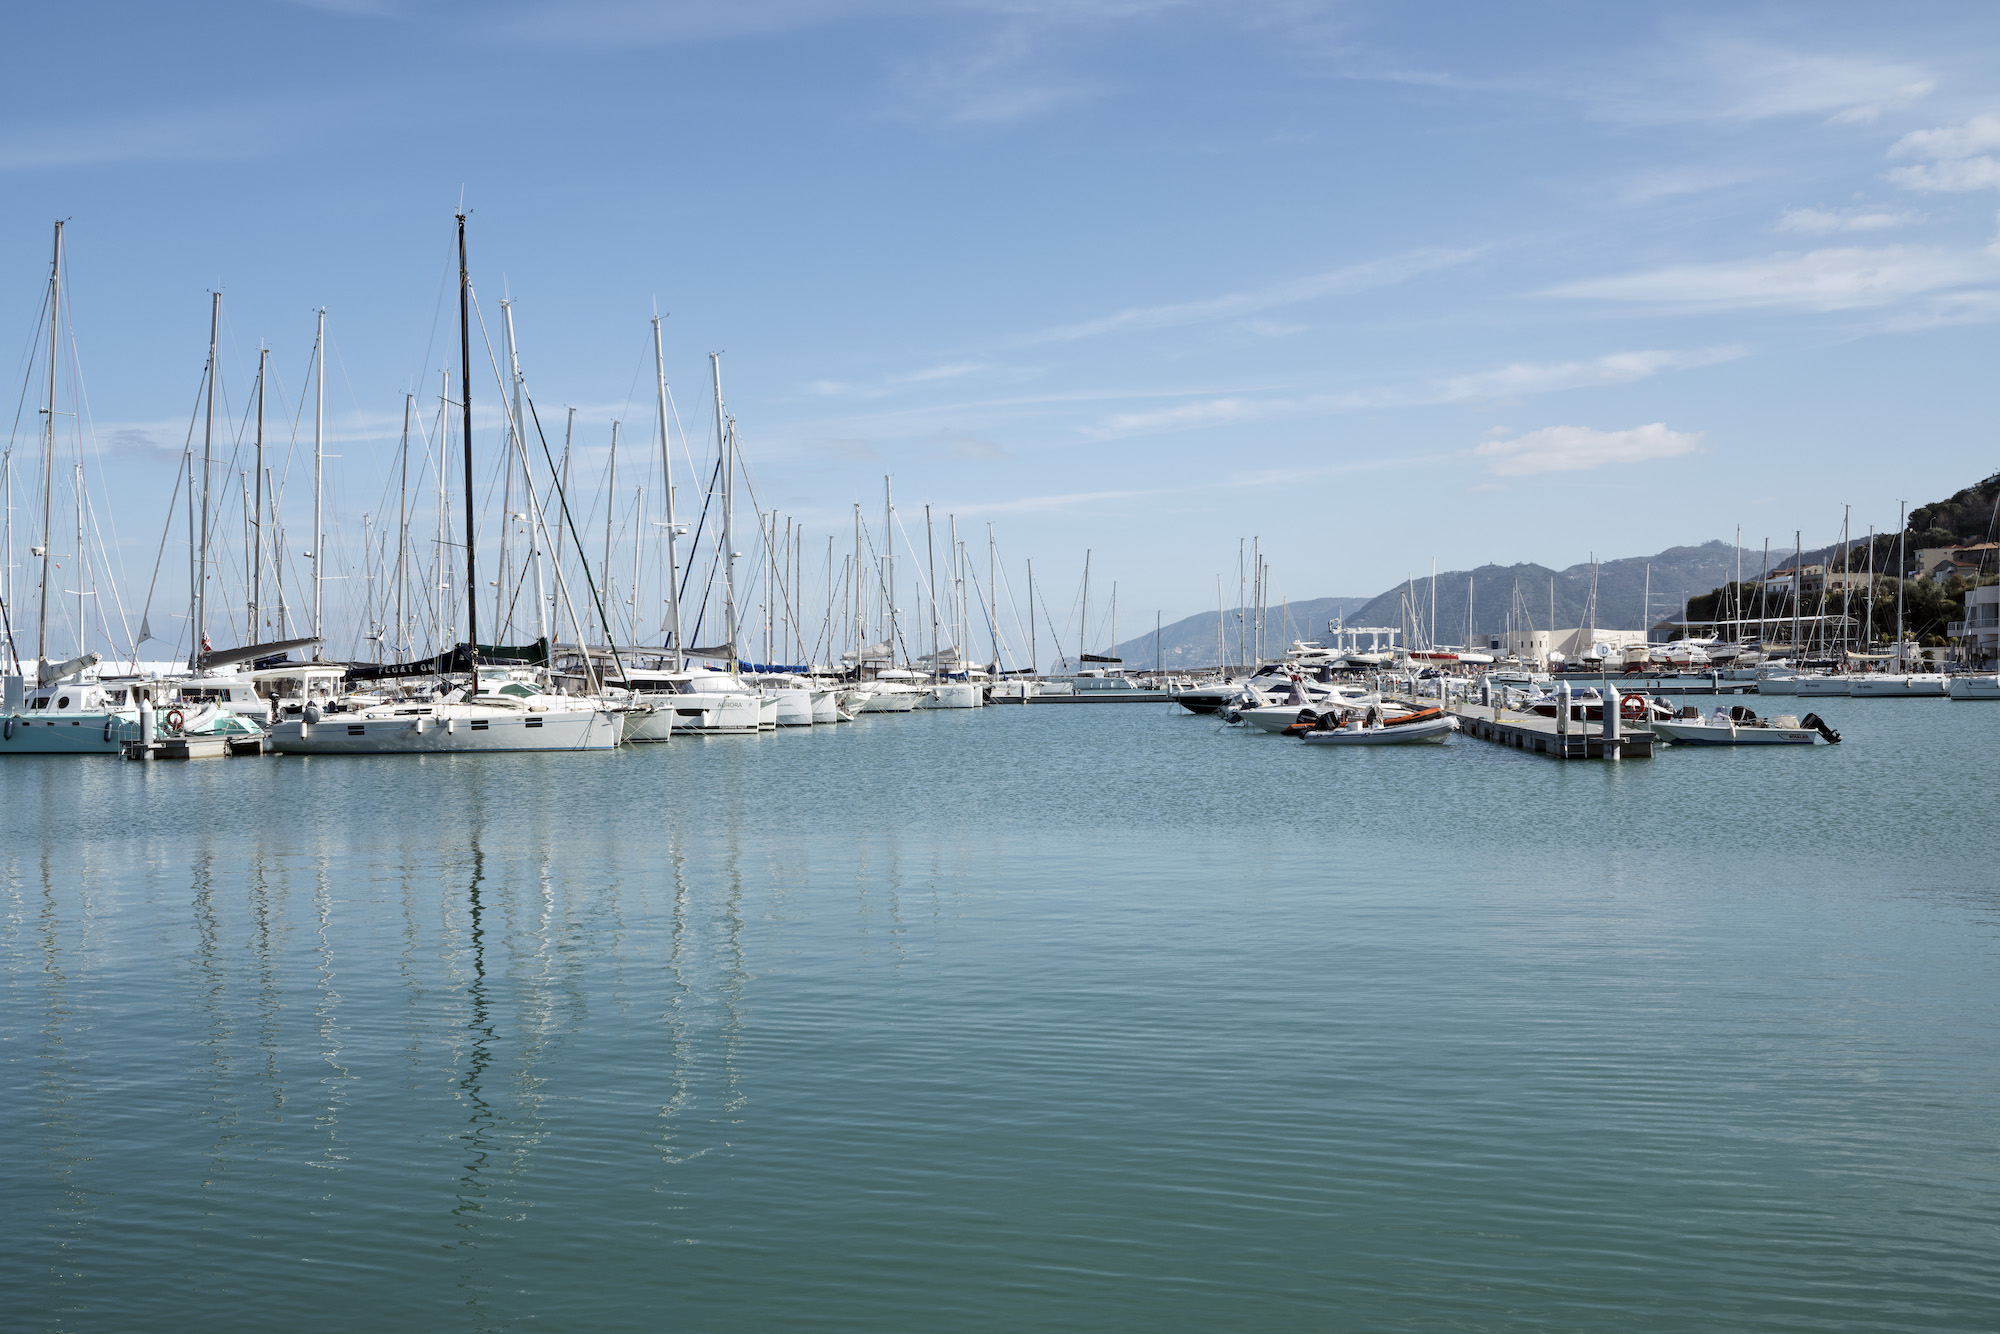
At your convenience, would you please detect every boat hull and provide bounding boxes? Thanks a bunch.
[0,711,127,755]
[1949,675,2000,700]
[1298,716,1456,746]
[1653,720,1817,745]
[269,708,620,754]
[1850,674,1948,697]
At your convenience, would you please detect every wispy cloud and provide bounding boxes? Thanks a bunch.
[1018,247,1478,346]
[1591,41,1934,126]
[1545,244,2000,312]
[494,0,878,46]
[1888,114,2000,193]
[1776,206,1916,235]
[1438,346,1747,401]
[1474,423,1702,476]
[953,485,1168,516]
[0,107,279,172]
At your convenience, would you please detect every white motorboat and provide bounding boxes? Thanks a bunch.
[1653,705,1840,746]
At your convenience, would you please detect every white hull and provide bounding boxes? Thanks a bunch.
[662,692,764,735]
[622,703,676,742]
[1298,716,1456,746]
[919,683,982,709]
[1850,674,1948,697]
[811,689,839,723]
[859,686,921,713]
[1949,675,2000,700]
[1654,719,1818,745]
[1792,677,1852,697]
[1241,705,1305,733]
[769,688,815,726]
[269,707,620,754]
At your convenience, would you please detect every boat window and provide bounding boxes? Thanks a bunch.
[29,697,48,709]
[56,696,70,710]
[498,683,536,699]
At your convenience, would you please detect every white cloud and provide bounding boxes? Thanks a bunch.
[1084,397,1255,438]
[1776,207,1915,235]
[1546,245,2000,312]
[1474,424,1702,477]
[1439,346,1746,401]
[1019,248,1477,345]
[1887,114,2000,193]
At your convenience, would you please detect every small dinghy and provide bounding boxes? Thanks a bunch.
[1291,704,1458,746]
[1653,705,1840,747]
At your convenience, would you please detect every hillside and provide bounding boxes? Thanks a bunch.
[1109,542,1758,668]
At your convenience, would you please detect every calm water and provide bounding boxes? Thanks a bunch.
[3,698,1997,1331]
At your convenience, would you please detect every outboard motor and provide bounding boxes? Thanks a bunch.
[1799,712,1842,744]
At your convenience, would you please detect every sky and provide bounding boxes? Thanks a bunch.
[5,1,2000,662]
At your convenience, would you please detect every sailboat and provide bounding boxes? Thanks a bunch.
[1,222,133,754]
[266,215,620,755]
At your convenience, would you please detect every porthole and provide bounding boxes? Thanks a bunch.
[56,696,70,710]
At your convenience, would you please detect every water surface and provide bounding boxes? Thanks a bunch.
[4,700,1997,1330]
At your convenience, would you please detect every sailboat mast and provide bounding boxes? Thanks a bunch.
[252,347,267,636]
[652,317,683,670]
[36,220,62,665]
[1896,500,1907,665]
[502,300,547,643]
[710,353,735,675]
[851,502,861,659]
[194,290,219,669]
[458,215,478,654]
[603,419,619,645]
[312,306,325,658]
[883,474,895,663]
[395,392,410,658]
[1081,549,1090,668]
[925,504,938,666]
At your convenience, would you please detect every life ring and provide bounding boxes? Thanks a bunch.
[164,708,185,732]
[1620,694,1648,720]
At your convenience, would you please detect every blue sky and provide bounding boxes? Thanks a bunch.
[7,2,2000,659]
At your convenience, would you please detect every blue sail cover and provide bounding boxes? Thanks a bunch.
[737,661,811,674]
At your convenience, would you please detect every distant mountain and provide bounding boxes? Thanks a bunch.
[1109,542,1761,669]
[1107,597,1372,670]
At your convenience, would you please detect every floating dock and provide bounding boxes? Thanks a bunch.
[1448,704,1653,760]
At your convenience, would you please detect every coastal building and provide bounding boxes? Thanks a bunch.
[1951,584,2000,664]
[1486,627,1649,669]
[1917,542,1999,579]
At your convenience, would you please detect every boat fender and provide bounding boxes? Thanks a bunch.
[1620,694,1648,720]
[303,702,322,725]
[102,718,114,742]
[2,717,11,740]
[164,707,185,733]
[1800,712,1842,744]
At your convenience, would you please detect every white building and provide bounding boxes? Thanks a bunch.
[1952,584,2000,664]
[1486,627,1650,669]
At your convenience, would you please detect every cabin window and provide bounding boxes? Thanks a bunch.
[347,725,365,736]
[499,683,536,699]
[56,696,70,710]
[471,719,490,731]
[29,698,48,710]
[525,717,543,728]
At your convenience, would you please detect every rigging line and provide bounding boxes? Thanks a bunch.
[522,392,624,683]
[4,279,53,465]
[133,369,209,643]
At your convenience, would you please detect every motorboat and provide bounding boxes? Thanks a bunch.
[1294,704,1457,746]
[1653,705,1840,746]
[1237,676,1383,733]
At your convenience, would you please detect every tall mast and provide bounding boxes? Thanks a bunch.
[458,214,478,653]
[710,353,735,676]
[951,515,963,658]
[652,317,682,670]
[851,502,862,659]
[925,504,938,665]
[1792,530,1802,654]
[501,300,546,643]
[883,474,895,662]
[1840,505,1851,655]
[1896,500,1907,665]
[36,220,62,666]
[1028,558,1035,672]
[251,347,267,636]
[1864,526,1874,647]
[603,419,619,644]
[396,393,415,656]
[193,290,219,670]
[1081,549,1090,667]
[312,306,325,658]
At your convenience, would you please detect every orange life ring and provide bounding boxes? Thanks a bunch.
[1620,694,1647,720]
[163,708,185,731]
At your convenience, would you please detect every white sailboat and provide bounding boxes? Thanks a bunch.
[268,216,619,756]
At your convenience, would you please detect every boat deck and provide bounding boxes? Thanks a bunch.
[1447,704,1654,760]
